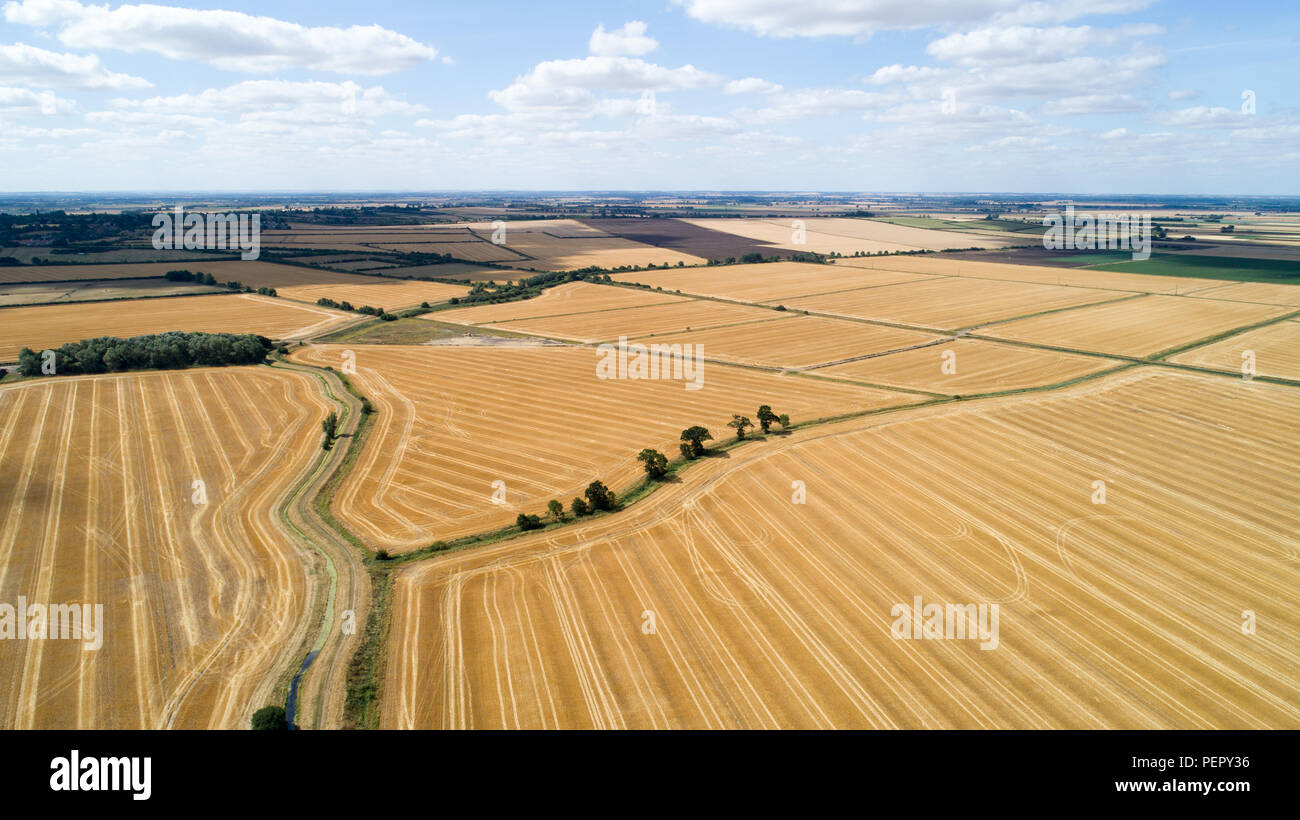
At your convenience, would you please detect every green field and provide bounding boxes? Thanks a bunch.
[878,216,1045,235]
[1088,253,1300,283]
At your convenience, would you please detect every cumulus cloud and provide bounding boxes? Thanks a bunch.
[110,80,426,123]
[589,21,658,56]
[2,0,439,74]
[488,56,718,113]
[0,42,150,89]
[926,24,1162,66]
[0,84,74,113]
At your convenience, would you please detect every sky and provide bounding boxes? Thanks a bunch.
[0,0,1297,194]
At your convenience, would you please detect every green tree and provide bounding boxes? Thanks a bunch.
[778,413,790,430]
[756,405,779,434]
[680,426,713,458]
[516,513,543,531]
[584,480,614,511]
[547,499,564,521]
[250,705,287,731]
[727,415,754,440]
[637,448,669,480]
[570,497,590,517]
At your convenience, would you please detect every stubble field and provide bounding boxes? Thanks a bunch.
[0,293,352,362]
[383,369,1300,729]
[0,367,331,728]
[288,344,914,551]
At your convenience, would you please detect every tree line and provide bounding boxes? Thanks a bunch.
[18,331,274,376]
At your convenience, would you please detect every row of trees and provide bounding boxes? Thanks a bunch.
[511,408,792,535]
[18,332,274,376]
[164,269,277,296]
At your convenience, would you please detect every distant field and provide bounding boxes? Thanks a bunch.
[1168,320,1300,380]
[483,299,791,343]
[613,262,931,303]
[682,217,1019,255]
[1187,281,1300,307]
[642,316,942,370]
[376,263,502,280]
[288,344,911,550]
[274,278,468,310]
[580,217,801,260]
[0,278,223,307]
[436,281,688,325]
[0,293,351,361]
[1088,253,1300,283]
[818,338,1122,394]
[835,255,1223,294]
[0,247,227,264]
[0,367,329,728]
[785,277,1120,330]
[983,294,1292,358]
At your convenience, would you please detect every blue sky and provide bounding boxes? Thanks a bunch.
[0,0,1296,193]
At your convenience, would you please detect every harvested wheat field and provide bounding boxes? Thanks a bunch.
[486,299,792,343]
[367,241,525,261]
[836,255,1224,294]
[435,281,688,325]
[1188,281,1300,308]
[0,367,331,728]
[274,278,468,310]
[682,217,1016,255]
[983,294,1293,358]
[643,316,942,369]
[819,339,1124,393]
[612,262,933,303]
[383,369,1300,729]
[785,277,1120,330]
[289,344,913,550]
[1168,320,1300,380]
[0,294,351,361]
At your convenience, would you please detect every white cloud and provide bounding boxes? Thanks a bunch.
[724,77,782,94]
[589,21,658,57]
[674,0,1155,39]
[1042,93,1147,115]
[1157,106,1247,128]
[926,24,1162,66]
[1098,127,1127,139]
[0,84,72,113]
[0,42,150,89]
[110,80,425,123]
[2,0,438,74]
[1167,88,1198,100]
[488,56,718,114]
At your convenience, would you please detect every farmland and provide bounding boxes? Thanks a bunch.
[640,316,942,370]
[784,276,1120,330]
[383,369,1300,729]
[982,294,1293,358]
[612,262,931,303]
[0,278,223,307]
[818,339,1123,394]
[681,217,1020,255]
[1168,319,1300,381]
[0,367,331,728]
[475,299,791,343]
[435,281,689,325]
[288,344,914,551]
[0,294,351,362]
